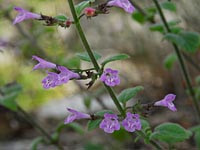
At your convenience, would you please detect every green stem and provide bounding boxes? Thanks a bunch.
[68,0,125,116]
[152,0,200,120]
[17,106,64,150]
[136,131,163,150]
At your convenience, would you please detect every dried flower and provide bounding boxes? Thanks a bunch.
[99,113,120,133]
[154,94,177,112]
[100,68,120,87]
[122,112,141,132]
[13,7,41,24]
[64,108,90,124]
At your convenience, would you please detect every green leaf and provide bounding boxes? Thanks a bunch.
[84,96,91,109]
[150,123,192,144]
[161,1,177,12]
[164,53,177,70]
[1,83,22,95]
[95,110,113,116]
[76,52,101,62]
[0,92,18,111]
[132,11,146,24]
[101,54,130,67]
[164,31,200,52]
[112,129,132,141]
[68,122,85,135]
[60,56,80,69]
[31,137,44,150]
[84,142,104,150]
[149,20,181,33]
[75,0,95,16]
[54,15,68,22]
[87,119,102,131]
[190,125,200,149]
[118,86,144,104]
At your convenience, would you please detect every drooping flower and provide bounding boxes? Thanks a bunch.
[42,72,59,89]
[107,0,135,14]
[32,55,56,70]
[99,113,120,133]
[154,94,177,112]
[13,7,41,24]
[55,66,80,86]
[122,112,141,132]
[100,68,120,87]
[84,7,96,17]
[64,108,90,124]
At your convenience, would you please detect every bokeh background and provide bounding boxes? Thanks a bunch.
[0,0,200,149]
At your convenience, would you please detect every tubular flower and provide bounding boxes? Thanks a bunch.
[122,112,141,132]
[42,72,59,89]
[154,94,177,112]
[107,0,135,14]
[100,68,120,87]
[55,66,80,86]
[64,108,90,124]
[99,113,120,133]
[32,55,56,70]
[13,7,41,24]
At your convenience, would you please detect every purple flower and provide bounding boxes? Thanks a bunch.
[122,112,141,132]
[13,7,41,24]
[42,72,59,89]
[107,0,135,14]
[154,94,177,112]
[100,68,120,87]
[99,113,120,133]
[32,55,56,70]
[55,66,80,86]
[64,108,90,124]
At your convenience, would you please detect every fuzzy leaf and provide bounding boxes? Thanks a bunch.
[118,86,144,104]
[164,31,200,52]
[76,52,101,62]
[150,123,192,144]
[164,53,177,70]
[75,0,95,16]
[161,1,177,12]
[101,54,130,67]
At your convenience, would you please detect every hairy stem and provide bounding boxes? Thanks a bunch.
[152,0,200,120]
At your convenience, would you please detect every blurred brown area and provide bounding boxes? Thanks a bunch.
[0,0,200,149]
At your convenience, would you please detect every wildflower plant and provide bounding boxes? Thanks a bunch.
[1,0,200,149]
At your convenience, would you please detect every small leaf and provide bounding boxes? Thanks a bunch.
[164,53,177,70]
[75,0,95,16]
[101,54,130,67]
[164,31,200,52]
[150,123,192,144]
[54,15,68,22]
[84,96,91,109]
[132,11,146,24]
[76,52,101,62]
[161,1,177,12]
[118,86,144,104]
[149,20,181,33]
[95,110,113,116]
[0,92,18,111]
[87,119,102,131]
[112,129,132,141]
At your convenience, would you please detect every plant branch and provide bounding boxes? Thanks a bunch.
[152,0,200,120]
[68,0,125,116]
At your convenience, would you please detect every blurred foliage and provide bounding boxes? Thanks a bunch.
[0,0,81,110]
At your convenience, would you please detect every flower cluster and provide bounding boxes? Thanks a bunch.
[64,108,142,134]
[100,112,141,133]
[32,56,80,89]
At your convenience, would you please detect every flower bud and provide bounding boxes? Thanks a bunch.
[84,7,96,17]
